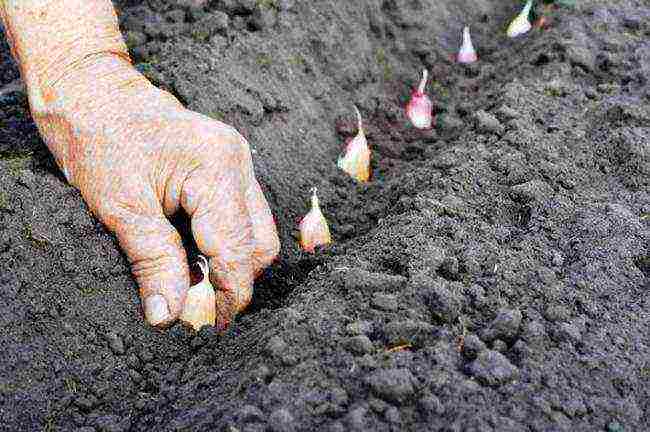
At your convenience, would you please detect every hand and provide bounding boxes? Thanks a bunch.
[39,55,279,328]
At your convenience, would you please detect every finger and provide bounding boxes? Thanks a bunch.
[245,177,280,276]
[112,213,189,328]
[181,166,255,324]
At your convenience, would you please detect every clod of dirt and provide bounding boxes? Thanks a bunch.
[366,368,418,405]
[480,308,523,342]
[466,350,520,386]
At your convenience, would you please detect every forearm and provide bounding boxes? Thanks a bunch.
[0,0,131,108]
[0,0,152,183]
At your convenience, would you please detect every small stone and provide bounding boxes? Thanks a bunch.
[366,368,417,404]
[466,350,519,386]
[371,293,398,312]
[544,305,570,322]
[552,252,564,267]
[510,180,553,203]
[105,332,125,355]
[426,280,461,323]
[268,408,294,432]
[250,4,277,30]
[461,334,486,360]
[474,110,504,135]
[480,308,522,342]
[345,335,374,355]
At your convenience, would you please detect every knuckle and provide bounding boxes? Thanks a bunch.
[130,253,176,287]
[200,122,250,164]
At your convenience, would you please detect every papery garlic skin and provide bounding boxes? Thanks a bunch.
[299,188,332,253]
[179,255,216,331]
[507,0,533,38]
[337,105,371,182]
[406,69,433,129]
[457,26,478,64]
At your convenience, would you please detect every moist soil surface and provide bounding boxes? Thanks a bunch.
[1,1,650,431]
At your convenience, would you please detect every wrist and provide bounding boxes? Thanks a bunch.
[35,54,153,186]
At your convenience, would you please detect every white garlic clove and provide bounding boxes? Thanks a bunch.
[507,0,533,38]
[179,255,216,331]
[298,188,332,253]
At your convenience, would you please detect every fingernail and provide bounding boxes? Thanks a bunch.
[144,294,171,326]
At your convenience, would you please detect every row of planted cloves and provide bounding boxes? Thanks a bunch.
[298,0,556,252]
[180,0,563,330]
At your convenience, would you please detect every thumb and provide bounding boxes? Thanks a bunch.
[113,214,189,327]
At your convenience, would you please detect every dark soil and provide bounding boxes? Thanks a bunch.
[1,0,650,431]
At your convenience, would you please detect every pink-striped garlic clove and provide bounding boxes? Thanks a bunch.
[337,105,371,182]
[406,69,433,130]
[457,26,478,64]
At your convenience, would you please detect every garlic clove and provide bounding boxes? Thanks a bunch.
[179,255,216,331]
[457,26,478,64]
[298,188,331,253]
[337,105,371,182]
[405,69,433,130]
[507,0,533,38]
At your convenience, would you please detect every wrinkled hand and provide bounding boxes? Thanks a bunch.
[39,55,279,328]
